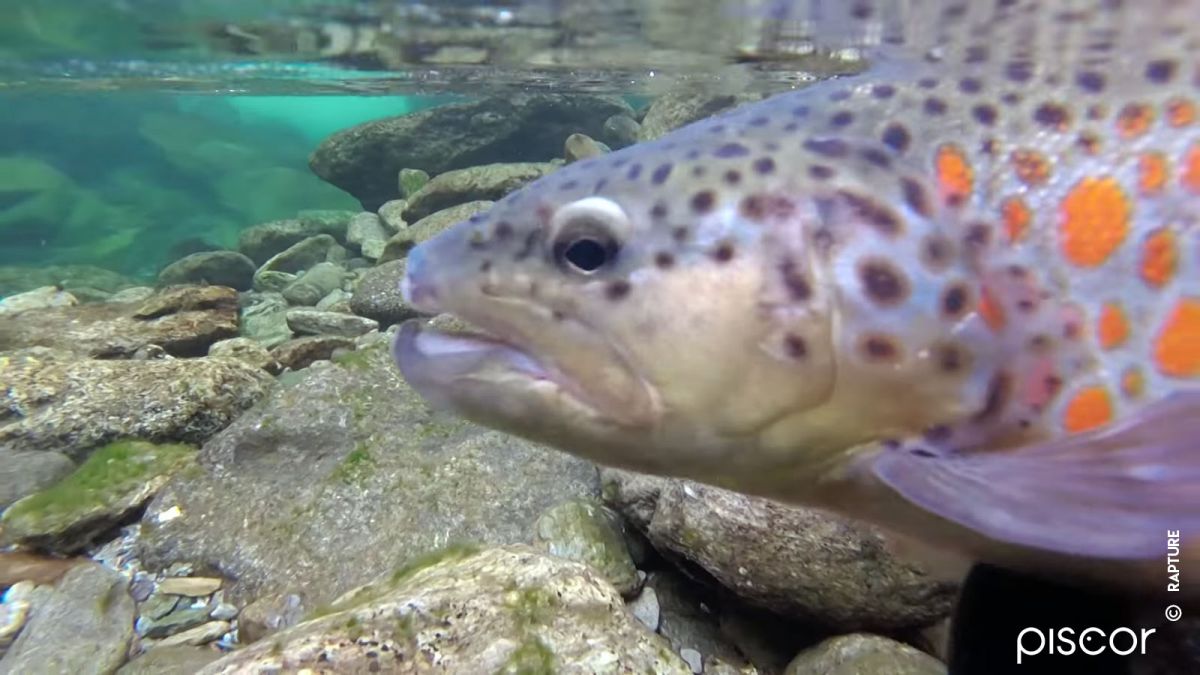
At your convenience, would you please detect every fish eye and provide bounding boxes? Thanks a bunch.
[549,197,630,276]
[554,231,619,275]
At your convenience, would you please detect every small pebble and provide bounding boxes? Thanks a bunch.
[210,602,239,621]
[680,647,703,673]
[627,587,660,632]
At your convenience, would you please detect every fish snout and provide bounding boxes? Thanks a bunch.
[400,242,443,314]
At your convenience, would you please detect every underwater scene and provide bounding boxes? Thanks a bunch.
[1,1,1198,673]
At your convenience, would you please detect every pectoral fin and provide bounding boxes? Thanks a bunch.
[858,391,1200,559]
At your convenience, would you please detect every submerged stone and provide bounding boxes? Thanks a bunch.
[378,200,493,264]
[348,259,420,327]
[157,251,256,291]
[534,498,640,596]
[403,162,556,221]
[784,634,946,675]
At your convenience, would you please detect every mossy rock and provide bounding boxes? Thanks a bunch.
[534,498,640,596]
[0,440,196,553]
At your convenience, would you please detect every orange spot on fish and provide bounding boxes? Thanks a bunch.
[1183,143,1200,194]
[1010,149,1051,186]
[1139,227,1178,288]
[1058,177,1130,267]
[977,285,1006,331]
[1001,197,1031,243]
[1167,98,1196,128]
[935,144,973,207]
[1063,386,1114,433]
[1121,366,1145,399]
[1115,103,1155,139]
[1153,298,1200,378]
[1097,302,1129,350]
[1138,152,1168,195]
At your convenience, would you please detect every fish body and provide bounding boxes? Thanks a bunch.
[394,0,1200,589]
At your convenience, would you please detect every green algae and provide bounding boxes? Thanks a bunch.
[331,348,375,371]
[331,444,376,485]
[498,637,557,675]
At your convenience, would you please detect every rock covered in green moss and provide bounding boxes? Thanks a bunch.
[200,546,690,674]
[138,344,597,608]
[0,440,195,552]
[534,498,640,596]
[0,562,135,674]
[784,634,946,675]
[397,168,429,199]
[0,347,274,460]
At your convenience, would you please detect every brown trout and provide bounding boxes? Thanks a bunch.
[392,0,1200,589]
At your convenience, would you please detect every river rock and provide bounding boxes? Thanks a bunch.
[0,441,195,553]
[564,133,609,163]
[155,620,230,648]
[346,212,388,255]
[310,94,633,210]
[534,498,639,596]
[784,634,946,675]
[198,546,689,674]
[378,200,494,264]
[285,308,378,337]
[0,347,273,460]
[116,644,221,675]
[137,345,598,607]
[0,562,135,675]
[239,293,292,348]
[0,285,239,358]
[158,577,222,597]
[269,336,356,371]
[398,168,430,199]
[237,593,306,644]
[348,259,420,326]
[0,286,78,315]
[254,235,345,285]
[280,262,346,306]
[602,113,640,148]
[602,470,957,631]
[206,337,277,373]
[637,93,759,142]
[403,162,556,221]
[0,448,75,510]
[315,288,352,313]
[157,252,256,291]
[237,214,353,265]
[377,199,408,233]
[0,265,136,298]
[139,604,212,639]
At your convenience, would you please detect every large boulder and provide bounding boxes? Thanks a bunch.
[137,344,599,607]
[602,470,957,631]
[199,546,690,674]
[0,347,274,460]
[309,95,633,210]
[157,251,256,291]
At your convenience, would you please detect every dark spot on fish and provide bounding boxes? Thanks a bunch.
[972,104,998,125]
[830,89,852,102]
[714,142,750,158]
[1087,104,1107,121]
[1076,70,1106,93]
[779,258,811,301]
[651,164,673,185]
[514,229,543,261]
[959,77,983,94]
[560,180,579,191]
[935,342,968,373]
[1044,374,1063,396]
[792,106,810,117]
[872,84,896,99]
[1017,298,1037,312]
[971,371,1011,422]
[750,116,770,127]
[881,124,911,153]
[922,234,953,270]
[672,226,689,242]
[965,45,989,64]
[606,280,631,300]
[861,334,901,362]
[1033,102,1070,128]
[918,77,939,89]
[830,110,855,127]
[713,242,735,262]
[1001,92,1022,106]
[860,148,892,169]
[804,138,849,158]
[655,252,675,269]
[942,284,969,317]
[494,221,513,240]
[839,190,902,236]
[691,190,716,213]
[851,1,873,19]
[709,124,726,134]
[593,178,608,193]
[1076,131,1101,154]
[724,169,742,185]
[923,424,952,443]
[1007,264,1028,278]
[1145,59,1178,84]
[964,222,993,253]
[809,164,835,180]
[882,438,902,450]
[980,138,998,156]
[686,149,701,160]
[1064,318,1082,340]
[552,310,565,321]
[901,177,932,216]
[924,97,948,115]
[784,334,808,359]
[650,203,668,219]
[811,227,835,254]
[783,122,799,132]
[692,166,707,178]
[479,260,492,273]
[626,163,643,180]
[753,157,776,174]
[739,194,765,221]
[1005,60,1034,83]
[859,260,908,306]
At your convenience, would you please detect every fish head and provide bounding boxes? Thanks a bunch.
[394,134,848,482]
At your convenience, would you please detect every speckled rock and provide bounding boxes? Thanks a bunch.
[564,133,609,163]
[207,337,277,373]
[116,644,222,675]
[0,441,196,553]
[534,498,639,596]
[199,546,689,674]
[280,262,346,306]
[602,470,957,631]
[378,200,494,264]
[0,285,239,358]
[237,214,353,265]
[0,348,273,460]
[0,286,77,315]
[285,308,378,338]
[403,162,556,221]
[377,199,408,233]
[269,336,356,371]
[157,252,256,291]
[0,562,135,675]
[637,93,759,141]
[310,94,633,210]
[785,634,946,675]
[348,259,420,327]
[0,448,75,510]
[239,293,292,348]
[138,345,598,607]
